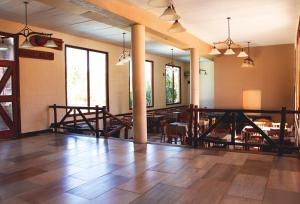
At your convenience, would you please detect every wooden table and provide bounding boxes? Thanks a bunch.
[170,122,188,144]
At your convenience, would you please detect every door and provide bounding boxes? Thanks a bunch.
[0,60,18,139]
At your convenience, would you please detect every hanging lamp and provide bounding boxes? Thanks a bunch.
[237,47,248,58]
[116,33,131,66]
[209,17,240,56]
[241,42,255,67]
[168,20,186,33]
[167,48,175,67]
[17,1,57,49]
[160,4,180,21]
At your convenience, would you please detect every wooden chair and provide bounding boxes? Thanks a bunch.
[160,119,167,143]
[166,124,179,144]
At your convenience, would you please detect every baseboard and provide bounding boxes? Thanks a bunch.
[21,129,52,137]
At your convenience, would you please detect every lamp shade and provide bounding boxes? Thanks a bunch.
[209,46,221,55]
[0,39,8,51]
[160,6,180,21]
[237,50,248,58]
[44,39,58,48]
[241,57,255,67]
[20,38,33,48]
[147,0,170,7]
[168,20,186,33]
[224,48,235,55]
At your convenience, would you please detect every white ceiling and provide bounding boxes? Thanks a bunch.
[0,0,189,61]
[128,0,300,47]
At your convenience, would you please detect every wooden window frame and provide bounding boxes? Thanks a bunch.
[129,60,154,110]
[165,64,181,105]
[65,44,109,110]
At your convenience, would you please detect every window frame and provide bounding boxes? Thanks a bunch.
[165,64,181,105]
[65,44,109,110]
[129,60,154,109]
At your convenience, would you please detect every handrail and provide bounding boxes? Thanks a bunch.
[196,108,300,114]
[49,104,133,138]
[189,105,299,155]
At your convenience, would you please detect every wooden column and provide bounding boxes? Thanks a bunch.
[190,48,200,106]
[132,24,147,144]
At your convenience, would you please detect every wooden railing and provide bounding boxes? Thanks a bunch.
[187,105,300,155]
[49,104,132,138]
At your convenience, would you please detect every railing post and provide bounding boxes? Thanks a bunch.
[102,106,107,138]
[231,112,236,147]
[73,109,77,128]
[53,104,57,133]
[188,104,194,146]
[193,105,198,147]
[95,105,99,138]
[279,107,287,155]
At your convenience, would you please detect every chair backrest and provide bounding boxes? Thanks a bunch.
[166,124,178,136]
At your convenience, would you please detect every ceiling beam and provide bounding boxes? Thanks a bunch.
[86,0,211,55]
[35,0,211,56]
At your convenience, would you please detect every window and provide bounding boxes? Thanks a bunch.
[129,60,154,109]
[65,45,108,108]
[165,65,181,105]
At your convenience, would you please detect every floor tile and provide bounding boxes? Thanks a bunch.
[220,195,262,204]
[267,169,300,193]
[227,174,267,200]
[239,159,272,177]
[263,188,300,204]
[202,163,240,182]
[90,189,140,204]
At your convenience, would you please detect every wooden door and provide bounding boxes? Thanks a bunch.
[0,60,18,139]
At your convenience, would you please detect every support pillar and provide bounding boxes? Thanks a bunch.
[190,48,200,106]
[131,24,147,143]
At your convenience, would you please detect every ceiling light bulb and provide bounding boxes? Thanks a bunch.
[209,46,221,55]
[224,48,235,55]
[168,20,186,33]
[147,0,170,7]
[160,6,180,21]
[237,49,248,58]
[44,38,58,48]
[0,39,8,51]
[20,38,33,49]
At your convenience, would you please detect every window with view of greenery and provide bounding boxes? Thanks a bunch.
[129,61,153,109]
[66,46,107,108]
[165,65,181,105]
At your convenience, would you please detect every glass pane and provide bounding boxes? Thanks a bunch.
[1,102,13,120]
[129,61,153,108]
[66,47,88,107]
[89,51,107,107]
[173,67,180,103]
[0,37,14,61]
[165,65,173,104]
[145,61,153,107]
[0,115,9,131]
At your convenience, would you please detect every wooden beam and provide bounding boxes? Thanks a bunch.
[35,0,211,56]
[86,0,211,54]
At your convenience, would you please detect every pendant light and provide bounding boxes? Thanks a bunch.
[167,48,175,67]
[44,35,58,48]
[168,20,186,33]
[209,44,221,55]
[116,33,130,66]
[242,42,255,67]
[209,17,240,56]
[237,47,248,58]
[147,0,170,8]
[17,1,57,49]
[160,4,180,21]
[0,38,8,51]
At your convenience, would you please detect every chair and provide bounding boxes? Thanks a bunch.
[166,124,179,144]
[160,119,167,143]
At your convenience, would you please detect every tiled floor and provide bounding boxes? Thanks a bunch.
[0,133,300,204]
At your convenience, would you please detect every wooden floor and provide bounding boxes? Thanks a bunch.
[0,133,300,204]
